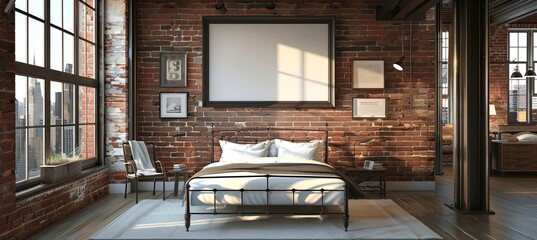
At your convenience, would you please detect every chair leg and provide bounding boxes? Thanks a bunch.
[124,177,128,198]
[135,179,139,204]
[153,178,156,195]
[163,177,166,201]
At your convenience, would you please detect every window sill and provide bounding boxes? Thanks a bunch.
[16,166,108,202]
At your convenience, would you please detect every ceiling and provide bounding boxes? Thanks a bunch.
[375,0,537,25]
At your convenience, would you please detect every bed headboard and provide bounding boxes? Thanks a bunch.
[210,123,329,163]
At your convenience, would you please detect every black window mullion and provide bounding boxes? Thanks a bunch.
[75,0,79,76]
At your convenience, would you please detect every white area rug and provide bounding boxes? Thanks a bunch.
[91,199,442,240]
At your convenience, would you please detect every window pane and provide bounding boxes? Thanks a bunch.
[79,124,95,159]
[79,40,87,77]
[87,43,95,78]
[15,128,27,182]
[63,0,74,33]
[509,33,518,47]
[28,18,44,67]
[79,86,96,123]
[50,27,63,72]
[51,81,62,125]
[28,127,44,178]
[50,126,62,162]
[28,0,44,19]
[519,33,527,47]
[532,96,537,123]
[63,126,76,158]
[519,48,527,62]
[15,0,27,12]
[79,4,86,40]
[15,13,27,63]
[50,126,76,161]
[86,8,95,43]
[15,76,27,127]
[509,48,518,61]
[50,0,62,27]
[63,83,75,124]
[64,33,74,73]
[28,78,44,126]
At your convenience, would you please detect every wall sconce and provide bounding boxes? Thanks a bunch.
[393,20,406,71]
[393,56,405,71]
[215,0,227,14]
[266,1,276,10]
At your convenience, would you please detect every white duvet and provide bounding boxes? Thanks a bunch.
[188,157,345,206]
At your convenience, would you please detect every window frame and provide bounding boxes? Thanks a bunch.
[507,29,537,125]
[15,0,99,188]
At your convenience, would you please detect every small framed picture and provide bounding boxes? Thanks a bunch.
[352,60,384,89]
[160,92,188,119]
[160,53,187,87]
[364,160,374,170]
[352,98,387,119]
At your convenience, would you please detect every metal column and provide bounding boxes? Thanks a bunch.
[452,0,491,213]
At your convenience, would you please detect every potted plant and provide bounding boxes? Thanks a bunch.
[41,148,83,183]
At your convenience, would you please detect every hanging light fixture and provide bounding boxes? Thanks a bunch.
[215,0,227,14]
[511,58,523,78]
[525,65,536,77]
[525,14,536,77]
[393,20,405,71]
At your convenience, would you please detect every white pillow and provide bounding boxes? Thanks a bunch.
[515,133,537,141]
[275,139,324,161]
[277,144,317,160]
[220,147,268,162]
[266,139,278,157]
[219,140,267,161]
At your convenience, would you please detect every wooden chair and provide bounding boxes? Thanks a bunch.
[122,141,166,203]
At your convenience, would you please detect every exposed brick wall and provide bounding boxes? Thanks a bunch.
[135,1,437,182]
[104,0,129,181]
[0,0,17,236]
[8,170,109,239]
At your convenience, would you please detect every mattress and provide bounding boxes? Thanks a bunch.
[188,157,346,206]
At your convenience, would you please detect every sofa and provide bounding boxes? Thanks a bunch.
[491,132,537,173]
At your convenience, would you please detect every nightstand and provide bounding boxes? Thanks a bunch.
[169,168,193,199]
[344,166,387,198]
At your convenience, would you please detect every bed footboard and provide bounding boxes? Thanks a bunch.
[184,174,349,231]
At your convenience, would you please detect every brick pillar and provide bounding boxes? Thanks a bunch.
[0,0,16,237]
[104,0,129,180]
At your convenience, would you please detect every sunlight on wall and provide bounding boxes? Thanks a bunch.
[277,44,328,101]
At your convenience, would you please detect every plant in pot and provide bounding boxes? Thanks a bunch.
[41,147,83,183]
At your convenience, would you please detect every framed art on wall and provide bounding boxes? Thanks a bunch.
[352,60,384,89]
[352,98,386,119]
[160,53,187,87]
[160,92,188,119]
[202,16,335,108]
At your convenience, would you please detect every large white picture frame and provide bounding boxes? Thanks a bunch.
[203,16,335,108]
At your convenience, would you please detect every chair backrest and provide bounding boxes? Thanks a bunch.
[122,141,158,173]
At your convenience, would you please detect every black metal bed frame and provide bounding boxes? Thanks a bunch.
[184,123,350,231]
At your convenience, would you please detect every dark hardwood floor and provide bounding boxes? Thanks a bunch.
[29,166,537,240]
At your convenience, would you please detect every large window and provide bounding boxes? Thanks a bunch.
[441,31,450,124]
[508,30,537,124]
[15,0,97,185]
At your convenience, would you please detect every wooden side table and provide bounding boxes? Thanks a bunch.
[169,168,193,199]
[344,166,387,198]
